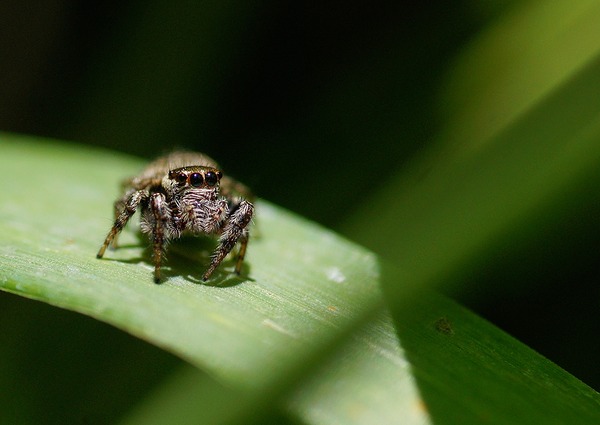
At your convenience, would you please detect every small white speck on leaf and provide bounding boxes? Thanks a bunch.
[326,267,346,283]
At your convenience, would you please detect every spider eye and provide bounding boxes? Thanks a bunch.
[190,173,204,187]
[205,171,219,186]
[176,173,187,184]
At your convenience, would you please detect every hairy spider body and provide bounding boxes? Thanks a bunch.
[96,152,254,283]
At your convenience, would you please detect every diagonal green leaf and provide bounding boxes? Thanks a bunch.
[117,285,600,425]
[1,136,599,425]
[0,136,380,392]
[438,0,600,149]
[344,28,600,298]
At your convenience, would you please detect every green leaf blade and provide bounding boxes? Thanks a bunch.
[0,135,380,391]
[392,291,600,425]
[2,136,599,425]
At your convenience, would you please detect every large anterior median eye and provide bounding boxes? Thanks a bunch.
[190,172,204,187]
[205,171,218,186]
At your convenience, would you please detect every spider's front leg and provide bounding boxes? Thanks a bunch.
[149,192,170,283]
[109,189,136,249]
[97,189,147,259]
[203,200,254,281]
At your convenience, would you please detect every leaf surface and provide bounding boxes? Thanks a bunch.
[1,137,599,425]
[0,136,380,392]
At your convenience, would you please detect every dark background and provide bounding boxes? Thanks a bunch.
[1,2,598,420]
[1,1,486,222]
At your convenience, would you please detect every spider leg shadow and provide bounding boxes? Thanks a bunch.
[181,261,254,288]
[168,238,253,287]
[97,232,251,287]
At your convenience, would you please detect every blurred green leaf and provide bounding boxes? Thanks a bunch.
[333,1,600,421]
[1,136,598,425]
[118,286,600,425]
[439,0,600,148]
[343,10,600,296]
[392,290,600,425]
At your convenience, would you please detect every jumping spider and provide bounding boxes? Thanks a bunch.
[96,151,254,283]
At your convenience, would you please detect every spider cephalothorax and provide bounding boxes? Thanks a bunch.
[96,151,254,282]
